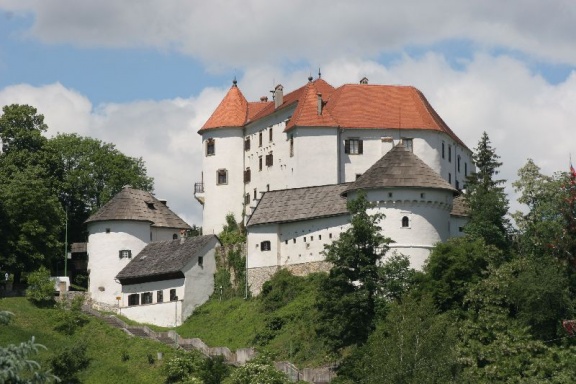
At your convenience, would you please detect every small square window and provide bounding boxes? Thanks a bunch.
[420,193,425,199]
[217,169,228,185]
[128,294,139,306]
[388,192,393,198]
[119,250,132,259]
[344,138,363,154]
[157,290,163,303]
[206,138,215,156]
[141,292,153,304]
[106,228,111,234]
[261,241,271,251]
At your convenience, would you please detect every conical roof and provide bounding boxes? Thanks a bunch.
[199,81,249,132]
[85,187,191,229]
[344,144,457,195]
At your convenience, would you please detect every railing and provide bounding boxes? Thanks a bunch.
[194,182,204,194]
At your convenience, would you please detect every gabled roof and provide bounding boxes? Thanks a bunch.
[200,81,249,131]
[285,80,338,130]
[85,187,191,229]
[246,183,350,227]
[344,144,457,195]
[116,235,219,285]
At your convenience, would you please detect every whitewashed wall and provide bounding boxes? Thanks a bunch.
[182,244,218,319]
[201,128,245,234]
[152,226,183,242]
[87,221,149,305]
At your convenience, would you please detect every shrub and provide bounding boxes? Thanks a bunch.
[50,341,90,383]
[25,267,55,306]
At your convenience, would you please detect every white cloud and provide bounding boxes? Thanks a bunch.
[2,1,575,67]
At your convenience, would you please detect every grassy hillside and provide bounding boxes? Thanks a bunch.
[177,271,332,367]
[0,297,179,384]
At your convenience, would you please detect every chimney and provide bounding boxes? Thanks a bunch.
[274,84,283,109]
[180,229,186,244]
[317,93,323,115]
[260,96,268,102]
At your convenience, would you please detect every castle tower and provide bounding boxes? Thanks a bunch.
[85,187,190,306]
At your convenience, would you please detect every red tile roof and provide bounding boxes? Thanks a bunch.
[198,79,466,148]
[200,83,249,131]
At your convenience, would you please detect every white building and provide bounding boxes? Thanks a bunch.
[195,77,472,235]
[85,186,221,326]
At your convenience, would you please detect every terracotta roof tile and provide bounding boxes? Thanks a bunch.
[285,81,338,130]
[199,84,248,131]
[85,187,191,229]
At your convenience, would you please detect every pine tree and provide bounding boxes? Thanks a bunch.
[464,132,510,251]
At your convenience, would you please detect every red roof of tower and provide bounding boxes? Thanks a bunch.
[200,82,249,131]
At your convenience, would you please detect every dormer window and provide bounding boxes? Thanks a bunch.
[146,202,156,210]
[206,138,215,156]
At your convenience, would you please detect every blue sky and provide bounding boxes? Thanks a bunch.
[0,1,575,226]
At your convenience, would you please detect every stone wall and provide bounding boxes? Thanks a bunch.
[248,261,332,295]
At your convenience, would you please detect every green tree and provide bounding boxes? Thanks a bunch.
[464,132,510,251]
[25,266,56,306]
[50,341,90,384]
[337,295,459,384]
[512,159,565,257]
[0,337,58,383]
[47,133,153,243]
[315,192,392,352]
[422,237,501,311]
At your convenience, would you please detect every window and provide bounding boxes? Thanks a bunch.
[457,155,461,172]
[420,193,426,199]
[244,193,250,205]
[141,292,153,305]
[254,188,257,200]
[119,250,132,259]
[355,174,362,180]
[285,240,288,245]
[106,228,110,234]
[261,241,271,251]
[244,168,251,183]
[269,128,273,142]
[206,138,215,156]
[319,235,322,240]
[344,138,363,154]
[157,290,163,303]
[303,237,307,242]
[128,294,139,306]
[259,131,263,147]
[170,289,177,301]
[402,216,410,228]
[403,138,413,152]
[456,180,460,190]
[146,202,156,209]
[388,192,393,198]
[198,256,203,267]
[172,233,178,240]
[259,156,263,171]
[244,138,251,151]
[329,233,333,239]
[216,169,228,185]
[448,145,452,162]
[442,142,445,159]
[449,173,452,183]
[465,162,468,176]
[289,136,294,157]
[265,152,273,167]
[293,238,296,244]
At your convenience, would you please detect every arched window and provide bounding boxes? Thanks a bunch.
[401,216,410,228]
[172,233,178,240]
[261,241,271,251]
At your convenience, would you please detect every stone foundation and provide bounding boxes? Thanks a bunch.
[248,261,332,295]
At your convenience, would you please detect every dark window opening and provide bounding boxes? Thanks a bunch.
[448,145,452,162]
[244,138,251,151]
[119,250,132,259]
[170,289,177,301]
[141,292,153,304]
[106,228,110,234]
[265,152,273,167]
[254,188,257,200]
[289,136,294,157]
[244,193,250,205]
[457,155,461,172]
[465,162,468,176]
[217,169,228,185]
[244,168,251,183]
[259,131,263,147]
[259,156,263,171]
[128,294,139,306]
[344,138,363,154]
[198,256,203,267]
[173,233,178,240]
[146,202,156,209]
[269,128,273,142]
[319,235,322,240]
[261,241,271,251]
[449,173,452,183]
[206,138,215,156]
[442,142,445,159]
[402,216,410,228]
[293,238,296,244]
[157,290,163,303]
[403,138,413,152]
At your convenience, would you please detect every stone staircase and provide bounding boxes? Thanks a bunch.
[81,303,335,382]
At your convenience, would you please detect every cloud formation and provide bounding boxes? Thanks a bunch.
[2,0,576,66]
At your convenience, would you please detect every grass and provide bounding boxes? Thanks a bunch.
[0,297,179,384]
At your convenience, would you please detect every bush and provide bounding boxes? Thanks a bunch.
[50,341,91,383]
[25,266,55,306]
[54,295,89,335]
[260,269,302,312]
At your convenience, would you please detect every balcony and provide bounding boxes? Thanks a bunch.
[194,182,205,205]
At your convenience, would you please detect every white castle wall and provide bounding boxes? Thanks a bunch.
[182,245,217,320]
[87,221,149,305]
[201,128,245,234]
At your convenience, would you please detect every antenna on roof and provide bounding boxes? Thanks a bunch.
[318,68,322,79]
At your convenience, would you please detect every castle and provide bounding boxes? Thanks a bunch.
[196,76,472,293]
[84,76,475,325]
